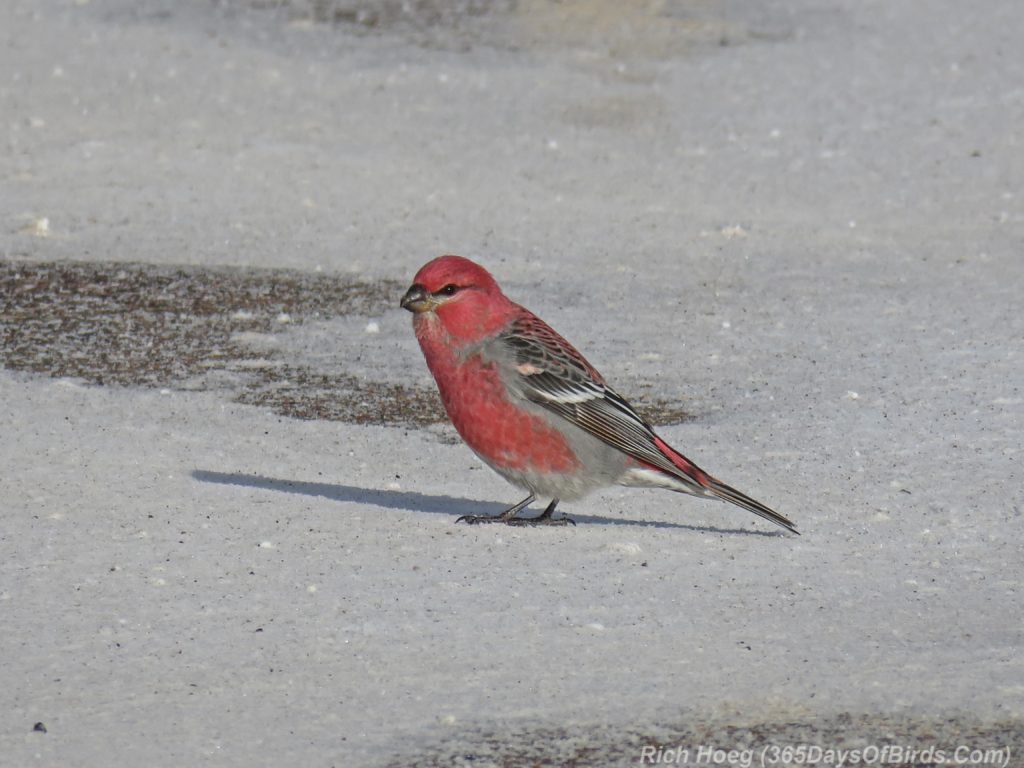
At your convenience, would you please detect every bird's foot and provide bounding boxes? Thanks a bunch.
[455,497,574,526]
[455,513,509,525]
[455,513,575,526]
[505,514,575,527]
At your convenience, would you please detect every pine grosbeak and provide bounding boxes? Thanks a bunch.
[401,255,796,533]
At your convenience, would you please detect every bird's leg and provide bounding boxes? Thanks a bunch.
[456,493,535,525]
[506,498,575,526]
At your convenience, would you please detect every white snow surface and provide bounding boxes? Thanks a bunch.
[2,0,1023,765]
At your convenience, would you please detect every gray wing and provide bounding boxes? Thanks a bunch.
[495,319,689,480]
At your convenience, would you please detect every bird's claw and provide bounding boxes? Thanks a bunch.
[454,514,495,525]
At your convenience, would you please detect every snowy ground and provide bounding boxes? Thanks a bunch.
[2,0,1022,765]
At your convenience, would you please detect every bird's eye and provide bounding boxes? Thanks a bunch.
[437,284,459,297]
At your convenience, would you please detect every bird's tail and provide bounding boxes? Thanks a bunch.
[651,436,799,534]
[701,475,799,535]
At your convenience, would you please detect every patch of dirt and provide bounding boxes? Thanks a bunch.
[235,365,448,426]
[229,0,755,55]
[1,260,394,383]
[251,0,513,31]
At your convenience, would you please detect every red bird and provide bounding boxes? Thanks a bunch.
[401,255,797,533]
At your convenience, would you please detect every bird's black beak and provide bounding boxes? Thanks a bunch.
[400,283,435,313]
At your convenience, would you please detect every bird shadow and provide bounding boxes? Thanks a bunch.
[190,470,785,536]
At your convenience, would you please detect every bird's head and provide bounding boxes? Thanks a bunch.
[401,255,514,341]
